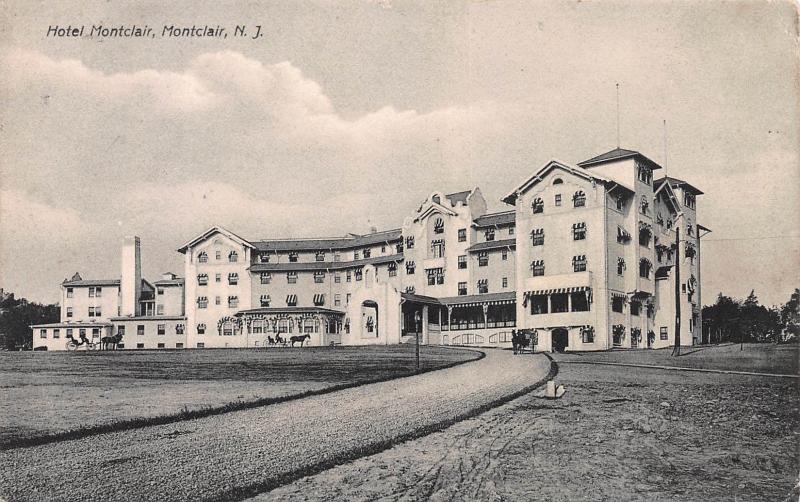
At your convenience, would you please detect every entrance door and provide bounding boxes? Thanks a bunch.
[552,328,569,353]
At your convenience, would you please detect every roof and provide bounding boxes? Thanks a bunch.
[439,291,517,306]
[110,315,187,321]
[62,279,120,287]
[31,322,113,328]
[466,239,516,253]
[177,226,255,254]
[473,211,515,228]
[249,253,403,272]
[153,279,184,286]
[400,293,443,305]
[445,190,471,206]
[252,229,402,252]
[234,307,345,316]
[578,147,663,170]
[697,223,712,233]
[655,176,704,195]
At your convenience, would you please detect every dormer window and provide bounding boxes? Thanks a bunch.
[532,197,544,214]
[198,251,208,263]
[531,228,544,246]
[572,255,587,272]
[433,217,444,234]
[484,228,495,242]
[573,190,586,208]
[288,252,298,263]
[228,251,238,263]
[315,251,325,262]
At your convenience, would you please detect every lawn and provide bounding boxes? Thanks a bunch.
[556,342,799,375]
[0,345,479,447]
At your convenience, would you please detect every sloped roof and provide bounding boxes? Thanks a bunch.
[445,190,472,206]
[234,307,345,316]
[153,278,184,286]
[655,176,704,195]
[62,279,120,287]
[252,229,402,252]
[177,226,254,254]
[473,211,515,228]
[578,147,663,170]
[466,239,516,253]
[249,253,403,272]
[439,291,516,305]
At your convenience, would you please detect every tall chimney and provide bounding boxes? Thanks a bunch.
[120,236,142,316]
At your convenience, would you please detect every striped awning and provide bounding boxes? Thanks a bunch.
[617,226,631,240]
[610,291,628,300]
[313,294,325,305]
[525,286,590,296]
[286,294,297,305]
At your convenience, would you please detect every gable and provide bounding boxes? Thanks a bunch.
[502,160,606,205]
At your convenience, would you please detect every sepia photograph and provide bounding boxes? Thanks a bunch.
[0,1,798,500]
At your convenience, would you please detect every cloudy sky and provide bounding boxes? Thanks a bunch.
[1,0,797,306]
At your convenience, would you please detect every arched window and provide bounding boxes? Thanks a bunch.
[198,251,208,263]
[573,190,586,207]
[640,195,649,215]
[639,258,652,279]
[553,178,563,185]
[433,217,444,234]
[532,197,544,214]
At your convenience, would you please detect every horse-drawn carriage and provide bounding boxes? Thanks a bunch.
[511,328,538,355]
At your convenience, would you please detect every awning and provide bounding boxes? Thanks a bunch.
[610,291,628,300]
[286,294,297,305]
[617,226,631,240]
[638,221,653,231]
[525,286,590,296]
[313,294,325,305]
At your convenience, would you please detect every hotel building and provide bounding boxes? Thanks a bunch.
[32,148,707,352]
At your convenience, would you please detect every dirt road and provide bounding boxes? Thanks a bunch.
[0,349,551,502]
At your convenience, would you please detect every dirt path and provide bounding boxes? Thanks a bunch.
[0,349,551,502]
[261,359,799,501]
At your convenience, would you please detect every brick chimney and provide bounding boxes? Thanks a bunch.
[120,236,142,316]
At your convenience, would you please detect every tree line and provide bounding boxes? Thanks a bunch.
[702,289,799,344]
[0,292,60,350]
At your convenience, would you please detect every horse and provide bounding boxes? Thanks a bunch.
[275,334,287,346]
[267,336,276,346]
[289,334,311,347]
[100,333,123,351]
[512,330,532,355]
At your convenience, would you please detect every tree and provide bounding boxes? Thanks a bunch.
[779,288,800,342]
[0,292,60,350]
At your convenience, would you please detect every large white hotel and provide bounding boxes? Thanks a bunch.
[33,148,707,352]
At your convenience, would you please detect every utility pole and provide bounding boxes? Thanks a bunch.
[672,226,681,356]
[415,311,421,372]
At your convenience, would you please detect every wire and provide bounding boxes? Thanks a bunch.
[701,235,800,242]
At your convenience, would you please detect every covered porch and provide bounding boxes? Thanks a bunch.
[234,307,346,347]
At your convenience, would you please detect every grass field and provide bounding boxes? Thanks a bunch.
[556,342,799,375]
[0,345,479,447]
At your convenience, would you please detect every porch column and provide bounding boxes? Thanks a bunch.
[567,293,572,312]
[547,294,552,314]
[422,305,429,344]
[482,303,488,328]
[447,305,453,330]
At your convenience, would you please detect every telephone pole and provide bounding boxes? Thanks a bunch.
[672,226,681,356]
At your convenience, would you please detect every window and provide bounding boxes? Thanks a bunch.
[215,250,221,261]
[572,255,587,272]
[334,251,341,262]
[259,254,270,263]
[96,287,102,297]
[631,301,641,316]
[88,287,95,298]
[355,269,363,281]
[260,272,271,285]
[157,324,165,335]
[228,272,239,285]
[197,324,206,335]
[476,279,489,294]
[197,251,208,263]
[215,296,221,306]
[687,223,694,236]
[363,248,371,258]
[334,272,341,283]
[639,224,652,247]
[554,194,562,206]
[478,252,489,267]
[313,294,325,306]
[196,342,205,348]
[458,228,467,242]
[313,271,325,283]
[52,328,60,339]
[157,288,164,296]
[531,228,544,246]
[458,282,467,295]
[197,273,208,286]
[637,163,652,185]
[88,306,96,317]
[96,306,102,317]
[176,324,185,335]
[221,321,235,336]
[388,262,397,277]
[617,226,631,244]
[228,296,239,308]
[406,236,415,249]
[215,273,221,283]
[553,178,563,185]
[660,326,668,340]
[395,243,404,253]
[157,343,165,349]
[640,195,649,215]
[287,272,298,284]
[617,258,626,276]
[406,261,415,275]
[381,244,386,253]
[40,329,47,339]
[501,249,508,261]
[156,304,164,315]
[260,294,271,307]
[433,217,444,234]
[573,190,586,207]
[684,192,696,209]
[289,252,298,263]
[485,228,495,241]
[286,295,298,307]
[116,326,124,337]
[346,271,352,282]
[509,226,515,236]
[197,296,208,309]
[530,294,548,314]
[354,250,360,260]
[176,342,184,349]
[66,307,73,318]
[454,255,466,269]
[334,294,342,307]
[346,293,351,305]
[639,258,652,279]
[582,327,595,343]
[530,260,545,277]
[532,197,544,214]
[137,325,145,336]
[571,292,590,312]
[616,196,625,211]
[79,328,86,338]
[315,251,325,262]
[228,251,238,263]
[427,268,444,285]
[573,222,586,240]
[137,343,145,349]
[66,287,74,298]
[502,277,508,288]
[612,296,625,313]
[431,239,445,259]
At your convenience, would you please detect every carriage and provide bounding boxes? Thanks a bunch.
[512,328,538,355]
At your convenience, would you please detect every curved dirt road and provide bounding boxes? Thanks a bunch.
[0,349,551,502]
